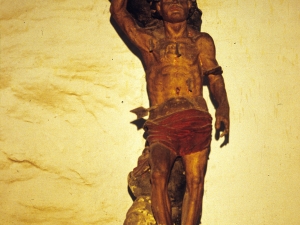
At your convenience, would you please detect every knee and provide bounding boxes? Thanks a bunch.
[186,175,204,191]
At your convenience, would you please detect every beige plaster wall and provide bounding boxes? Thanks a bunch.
[0,0,299,224]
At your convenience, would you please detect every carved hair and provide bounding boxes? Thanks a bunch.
[127,0,202,31]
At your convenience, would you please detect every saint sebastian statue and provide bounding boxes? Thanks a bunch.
[110,0,230,224]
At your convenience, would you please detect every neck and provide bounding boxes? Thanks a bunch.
[163,20,188,39]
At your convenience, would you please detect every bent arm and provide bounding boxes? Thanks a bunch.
[208,74,230,117]
[110,0,130,25]
[198,33,230,136]
[208,74,230,137]
[110,0,150,52]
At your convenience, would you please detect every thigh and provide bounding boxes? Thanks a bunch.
[149,142,177,173]
[182,148,210,181]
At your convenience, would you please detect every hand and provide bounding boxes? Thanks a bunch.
[215,115,229,138]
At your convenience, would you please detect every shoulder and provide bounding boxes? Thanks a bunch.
[186,27,215,46]
[193,32,215,45]
[191,32,216,54]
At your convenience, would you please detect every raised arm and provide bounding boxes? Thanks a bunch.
[110,0,151,52]
[198,33,230,137]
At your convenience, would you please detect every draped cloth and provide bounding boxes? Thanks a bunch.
[144,108,212,156]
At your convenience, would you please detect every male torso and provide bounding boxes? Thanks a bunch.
[140,26,213,113]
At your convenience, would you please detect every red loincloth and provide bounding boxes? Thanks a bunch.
[144,109,212,156]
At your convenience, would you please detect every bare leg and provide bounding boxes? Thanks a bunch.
[181,148,209,225]
[149,142,177,225]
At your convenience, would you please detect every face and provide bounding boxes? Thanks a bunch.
[156,0,192,23]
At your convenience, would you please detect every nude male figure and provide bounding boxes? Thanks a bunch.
[110,0,230,224]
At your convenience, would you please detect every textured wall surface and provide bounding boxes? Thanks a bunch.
[0,0,299,224]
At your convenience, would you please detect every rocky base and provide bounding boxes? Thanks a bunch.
[124,147,186,225]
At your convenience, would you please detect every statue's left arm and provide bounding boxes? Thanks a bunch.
[198,33,230,137]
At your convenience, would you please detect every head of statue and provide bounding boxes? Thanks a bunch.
[127,0,202,31]
[150,0,195,22]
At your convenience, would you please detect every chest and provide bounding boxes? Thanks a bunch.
[151,38,199,64]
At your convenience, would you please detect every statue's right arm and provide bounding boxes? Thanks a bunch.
[110,0,150,52]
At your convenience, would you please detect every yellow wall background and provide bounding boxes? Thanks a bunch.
[0,0,299,224]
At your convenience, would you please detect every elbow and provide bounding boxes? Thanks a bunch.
[110,7,124,21]
[110,4,116,16]
[109,2,119,17]
[110,1,125,17]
